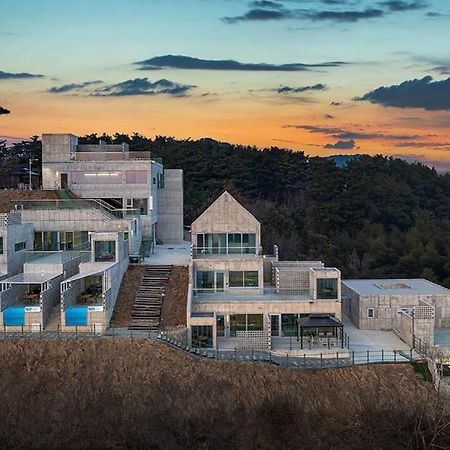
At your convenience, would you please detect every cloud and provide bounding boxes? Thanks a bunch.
[355,76,450,111]
[222,6,386,24]
[324,139,357,150]
[0,70,43,80]
[379,1,427,11]
[250,1,284,8]
[135,55,347,71]
[431,66,450,75]
[284,124,420,140]
[275,83,327,93]
[392,154,450,173]
[48,80,103,94]
[0,106,10,115]
[93,78,195,97]
[324,114,335,119]
[393,141,450,149]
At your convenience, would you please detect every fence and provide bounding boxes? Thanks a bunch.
[160,332,421,369]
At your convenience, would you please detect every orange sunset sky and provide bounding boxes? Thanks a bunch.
[1,0,450,170]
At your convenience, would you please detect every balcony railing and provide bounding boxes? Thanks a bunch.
[24,249,91,264]
[13,199,140,220]
[192,246,262,258]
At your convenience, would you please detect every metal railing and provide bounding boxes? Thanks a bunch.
[13,199,140,220]
[192,246,262,257]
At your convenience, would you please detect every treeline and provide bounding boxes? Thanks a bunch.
[4,133,450,286]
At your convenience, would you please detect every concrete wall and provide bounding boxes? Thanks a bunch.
[156,169,184,244]
[0,215,34,277]
[342,284,450,330]
[191,191,261,246]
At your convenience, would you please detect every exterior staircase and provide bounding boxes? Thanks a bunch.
[129,265,172,331]
[44,304,62,331]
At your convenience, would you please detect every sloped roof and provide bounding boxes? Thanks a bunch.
[191,191,259,230]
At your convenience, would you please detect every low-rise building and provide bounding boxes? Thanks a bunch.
[187,192,343,351]
[342,278,450,346]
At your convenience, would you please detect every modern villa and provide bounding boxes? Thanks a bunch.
[0,133,184,331]
[187,192,343,351]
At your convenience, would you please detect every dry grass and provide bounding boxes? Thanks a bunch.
[0,189,58,213]
[162,265,189,329]
[110,265,147,327]
[0,339,448,449]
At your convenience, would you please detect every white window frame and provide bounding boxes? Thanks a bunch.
[367,308,375,318]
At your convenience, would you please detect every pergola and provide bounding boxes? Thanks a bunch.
[298,314,344,349]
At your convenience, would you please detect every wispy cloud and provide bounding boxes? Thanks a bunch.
[0,70,43,80]
[92,78,195,97]
[135,55,347,72]
[275,83,327,93]
[48,80,103,94]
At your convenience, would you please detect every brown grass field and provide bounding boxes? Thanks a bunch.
[161,266,189,329]
[0,339,448,449]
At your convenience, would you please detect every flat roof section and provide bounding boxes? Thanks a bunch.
[2,272,62,284]
[342,278,450,296]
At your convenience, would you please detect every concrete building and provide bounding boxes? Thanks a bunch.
[342,279,450,347]
[187,192,343,351]
[0,133,184,331]
[41,133,183,244]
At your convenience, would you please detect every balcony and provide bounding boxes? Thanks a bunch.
[192,246,262,259]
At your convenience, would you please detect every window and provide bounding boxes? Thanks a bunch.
[195,233,257,255]
[270,315,280,337]
[15,242,26,252]
[367,308,375,318]
[71,172,122,185]
[230,314,263,336]
[0,236,3,254]
[229,271,258,288]
[133,199,148,215]
[216,315,225,337]
[281,314,298,337]
[43,231,58,251]
[94,241,116,262]
[196,271,224,292]
[242,233,256,254]
[191,326,213,348]
[317,278,338,299]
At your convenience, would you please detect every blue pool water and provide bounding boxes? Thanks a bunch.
[3,306,25,326]
[65,306,88,326]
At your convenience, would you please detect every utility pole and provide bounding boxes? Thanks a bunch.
[28,158,32,190]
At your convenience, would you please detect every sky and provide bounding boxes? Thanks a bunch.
[1,0,450,170]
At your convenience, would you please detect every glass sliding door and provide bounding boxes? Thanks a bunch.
[196,271,225,293]
[270,315,280,337]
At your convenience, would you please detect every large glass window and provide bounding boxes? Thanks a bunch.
[317,278,338,299]
[15,242,26,252]
[230,314,263,336]
[242,233,256,254]
[196,271,224,292]
[43,231,58,251]
[73,231,89,249]
[60,231,74,250]
[247,314,263,331]
[0,236,3,254]
[94,241,116,262]
[229,271,258,288]
[230,314,247,337]
[281,314,298,337]
[228,233,242,254]
[191,326,213,348]
[195,233,257,255]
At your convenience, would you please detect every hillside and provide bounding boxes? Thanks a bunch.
[0,339,446,449]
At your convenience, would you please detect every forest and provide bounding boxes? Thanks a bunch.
[2,132,450,286]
